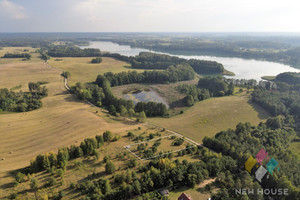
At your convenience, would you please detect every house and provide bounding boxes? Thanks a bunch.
[178,193,192,200]
[159,189,169,196]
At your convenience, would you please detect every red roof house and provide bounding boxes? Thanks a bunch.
[178,193,192,200]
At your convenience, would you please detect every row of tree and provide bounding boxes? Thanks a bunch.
[29,131,114,173]
[2,52,31,60]
[46,45,101,57]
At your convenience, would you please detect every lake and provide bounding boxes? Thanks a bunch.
[123,90,169,108]
[80,41,300,81]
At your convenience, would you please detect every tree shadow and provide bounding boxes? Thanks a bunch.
[247,99,270,120]
[169,98,185,109]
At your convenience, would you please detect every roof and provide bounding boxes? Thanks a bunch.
[159,189,169,196]
[178,193,192,200]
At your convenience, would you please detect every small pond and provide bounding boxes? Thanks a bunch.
[123,89,169,108]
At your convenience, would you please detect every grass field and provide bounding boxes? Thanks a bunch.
[0,47,41,64]
[148,92,270,143]
[0,62,59,89]
[0,60,142,174]
[48,57,145,86]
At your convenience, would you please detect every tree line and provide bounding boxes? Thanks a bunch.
[46,45,101,57]
[0,82,48,112]
[276,72,300,85]
[2,52,31,60]
[251,80,300,134]
[96,64,195,87]
[103,52,225,75]
[29,131,115,173]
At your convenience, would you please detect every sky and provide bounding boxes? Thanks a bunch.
[0,0,300,32]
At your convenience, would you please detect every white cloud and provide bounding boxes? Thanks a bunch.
[2,0,300,32]
[0,0,28,20]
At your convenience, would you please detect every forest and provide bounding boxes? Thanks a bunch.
[0,82,48,112]
[251,79,300,135]
[203,118,300,199]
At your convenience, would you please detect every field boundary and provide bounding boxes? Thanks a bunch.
[124,129,199,161]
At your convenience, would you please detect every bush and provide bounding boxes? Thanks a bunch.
[47,176,57,186]
[105,161,116,174]
[15,172,26,183]
[91,57,102,63]
[103,131,113,142]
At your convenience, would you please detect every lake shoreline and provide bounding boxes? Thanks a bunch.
[81,41,300,81]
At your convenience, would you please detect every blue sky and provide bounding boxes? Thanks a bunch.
[1,0,300,32]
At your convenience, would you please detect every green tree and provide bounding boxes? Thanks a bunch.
[105,161,116,174]
[103,131,113,142]
[137,111,147,123]
[47,176,56,187]
[15,172,26,183]
[120,105,128,117]
[93,149,100,160]
[43,154,51,171]
[109,105,117,116]
[128,109,135,118]
[28,82,39,92]
[62,71,71,78]
[91,57,102,63]
[186,95,195,106]
[102,179,111,195]
[30,178,39,200]
[187,174,197,188]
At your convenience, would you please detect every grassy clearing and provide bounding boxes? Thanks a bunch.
[148,92,270,143]
[127,131,195,160]
[48,57,145,86]
[261,76,276,81]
